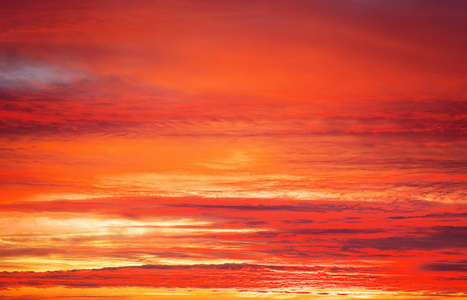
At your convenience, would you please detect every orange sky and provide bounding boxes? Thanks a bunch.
[0,0,466,299]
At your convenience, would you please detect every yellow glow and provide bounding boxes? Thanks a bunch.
[0,214,211,235]
[2,287,466,300]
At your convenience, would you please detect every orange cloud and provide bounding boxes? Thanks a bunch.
[0,0,466,299]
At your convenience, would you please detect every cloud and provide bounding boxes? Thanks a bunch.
[342,226,467,251]
[289,228,384,235]
[0,1,466,298]
[423,260,467,272]
[1,58,465,140]
[0,263,399,291]
[1,262,465,296]
[0,58,89,91]
[0,246,65,258]
[0,196,466,292]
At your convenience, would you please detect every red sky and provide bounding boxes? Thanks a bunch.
[0,0,466,299]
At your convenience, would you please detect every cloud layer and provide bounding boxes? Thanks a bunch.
[0,0,466,299]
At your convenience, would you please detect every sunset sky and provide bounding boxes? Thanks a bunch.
[0,0,466,299]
